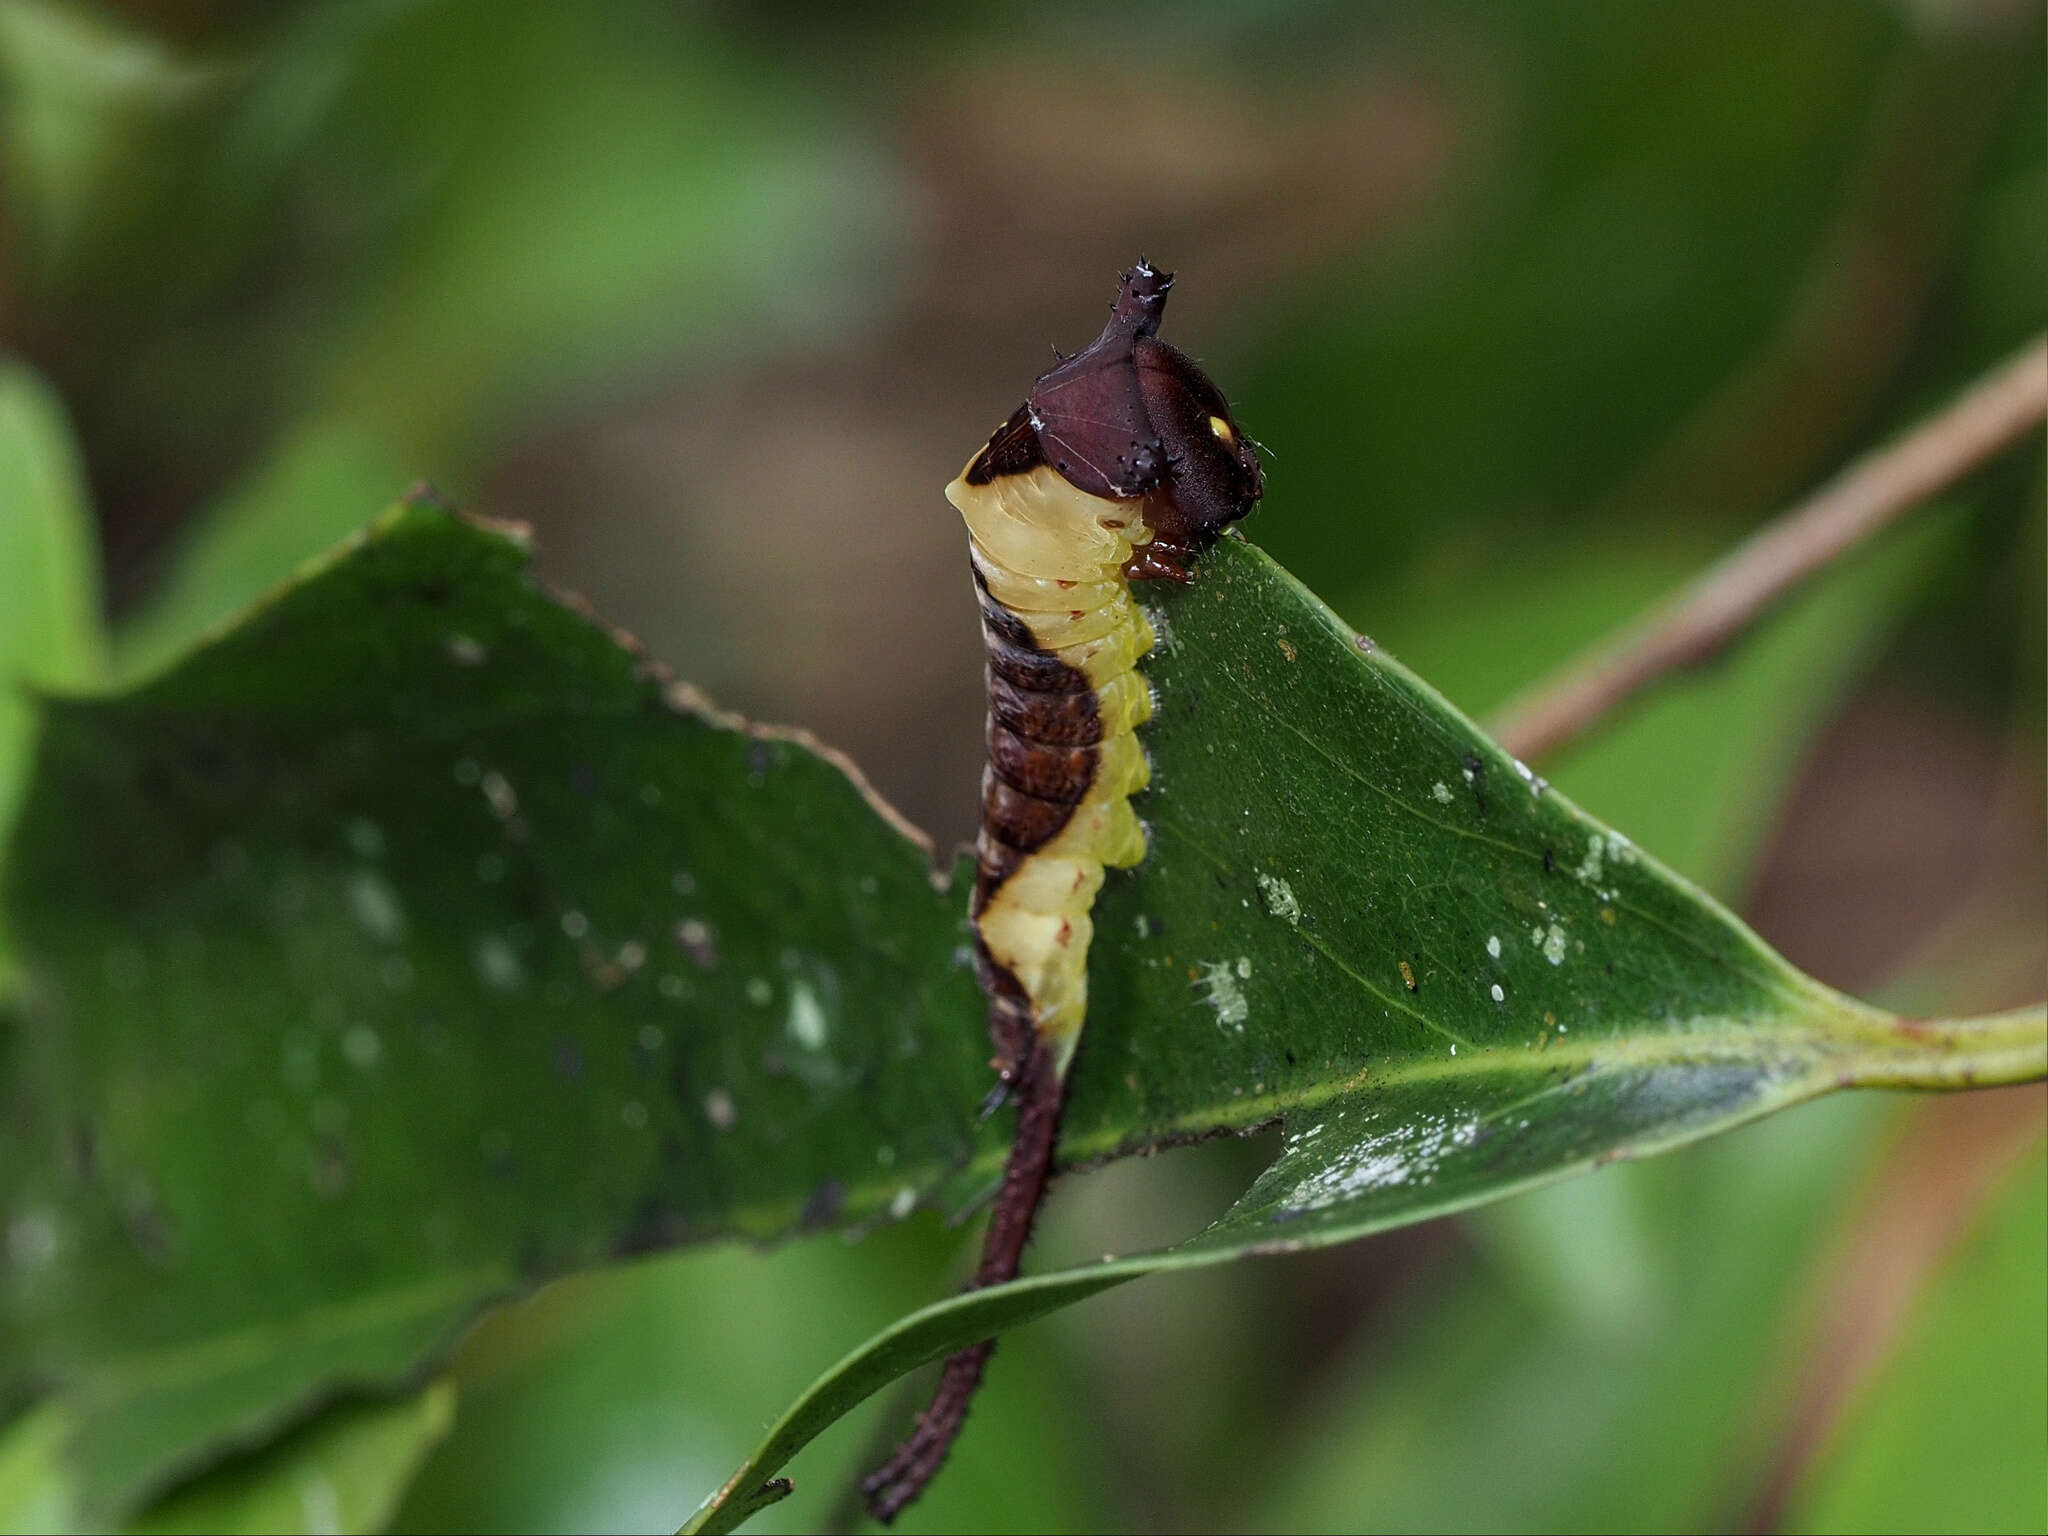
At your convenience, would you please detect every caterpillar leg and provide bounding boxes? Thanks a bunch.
[860,1037,1066,1522]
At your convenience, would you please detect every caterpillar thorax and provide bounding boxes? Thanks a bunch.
[951,261,1264,1083]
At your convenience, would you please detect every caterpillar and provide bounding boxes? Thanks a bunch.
[863,261,1264,1522]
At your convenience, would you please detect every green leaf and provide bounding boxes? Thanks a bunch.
[0,0,218,280]
[113,418,414,683]
[312,5,911,469]
[2,503,2036,1527]
[0,1400,76,1534]
[683,538,2042,1533]
[387,1233,1092,1534]
[127,1381,455,1536]
[1355,514,1952,896]
[0,496,991,1520]
[1,1380,453,1536]
[1252,1093,1895,1532]
[0,360,104,981]
[1783,1136,2048,1534]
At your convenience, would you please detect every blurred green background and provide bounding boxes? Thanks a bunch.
[1,0,2042,1529]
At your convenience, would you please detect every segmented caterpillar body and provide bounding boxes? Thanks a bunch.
[862,261,1263,1523]
[955,463,1157,1080]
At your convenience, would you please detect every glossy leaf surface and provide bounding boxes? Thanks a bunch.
[1,507,2036,1529]
[685,537,2044,1532]
[0,499,991,1518]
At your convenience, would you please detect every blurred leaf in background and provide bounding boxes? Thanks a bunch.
[1782,1136,2048,1535]
[0,361,104,975]
[1,0,912,605]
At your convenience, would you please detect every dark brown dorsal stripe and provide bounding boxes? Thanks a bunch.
[976,945,1036,1083]
[979,771,1084,855]
[982,629,1092,695]
[970,585,1101,1071]
[964,403,1045,485]
[985,670,1103,746]
[970,566,1040,645]
[985,719,1094,804]
[973,579,1092,696]
[968,555,1101,897]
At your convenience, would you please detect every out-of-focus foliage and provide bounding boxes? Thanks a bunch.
[1783,1138,2048,1534]
[0,363,104,944]
[0,0,2040,1531]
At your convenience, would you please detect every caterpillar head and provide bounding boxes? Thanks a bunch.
[1130,330,1264,558]
[966,260,1265,564]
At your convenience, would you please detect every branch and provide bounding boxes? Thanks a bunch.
[1490,335,2048,763]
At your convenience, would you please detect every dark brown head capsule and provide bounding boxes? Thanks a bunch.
[966,261,1265,578]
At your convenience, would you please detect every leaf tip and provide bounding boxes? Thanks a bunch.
[685,1474,793,1535]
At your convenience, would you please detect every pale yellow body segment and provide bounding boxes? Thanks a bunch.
[948,463,1159,1069]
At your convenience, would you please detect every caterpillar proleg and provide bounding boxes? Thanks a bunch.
[862,262,1264,1522]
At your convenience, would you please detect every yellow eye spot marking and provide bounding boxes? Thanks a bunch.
[1208,414,1234,444]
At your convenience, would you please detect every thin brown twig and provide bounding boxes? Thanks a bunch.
[1490,334,2048,764]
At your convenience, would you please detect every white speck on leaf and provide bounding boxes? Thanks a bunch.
[1543,923,1569,965]
[1431,781,1453,804]
[1142,603,1177,652]
[480,771,517,819]
[1490,983,1505,1003]
[298,1470,342,1536]
[1256,873,1301,925]
[1487,934,1501,959]
[1194,959,1250,1031]
[345,871,405,944]
[1575,835,1605,885]
[675,919,717,970]
[474,935,525,992]
[787,981,828,1048]
[1285,1113,1481,1210]
[341,1025,382,1069]
[704,1089,737,1130]
[445,632,487,666]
